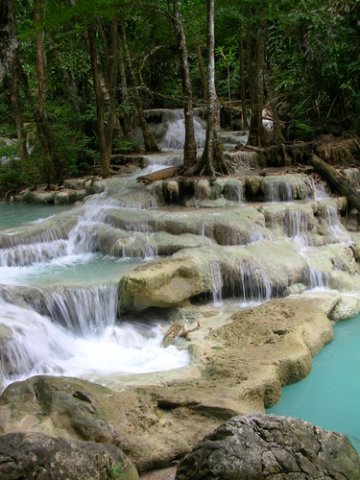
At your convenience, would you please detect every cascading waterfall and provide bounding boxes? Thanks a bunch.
[238,259,272,304]
[0,298,189,389]
[264,181,293,202]
[41,285,117,335]
[210,261,223,306]
[306,265,330,289]
[285,209,310,250]
[160,110,206,150]
[324,205,351,243]
[0,240,67,267]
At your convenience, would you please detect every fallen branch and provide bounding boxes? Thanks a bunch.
[137,166,177,184]
[310,154,360,210]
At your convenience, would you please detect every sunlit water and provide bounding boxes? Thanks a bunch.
[267,315,360,451]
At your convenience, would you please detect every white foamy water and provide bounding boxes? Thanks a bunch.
[160,110,206,150]
[0,300,189,389]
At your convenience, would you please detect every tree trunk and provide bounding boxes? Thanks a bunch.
[10,60,27,162]
[172,0,197,169]
[195,40,208,101]
[119,45,128,103]
[35,0,62,184]
[199,0,228,178]
[87,26,109,177]
[238,28,248,129]
[248,26,266,146]
[119,21,159,153]
[0,0,17,84]
[104,19,118,164]
[311,154,360,211]
[246,29,254,118]
[264,64,283,143]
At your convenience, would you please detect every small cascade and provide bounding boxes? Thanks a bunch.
[160,110,206,150]
[285,209,310,250]
[238,259,272,304]
[0,240,67,267]
[143,152,184,176]
[307,266,330,289]
[264,181,293,202]
[67,195,121,255]
[0,300,77,381]
[210,261,223,306]
[42,285,117,335]
[0,226,65,249]
[0,296,189,388]
[324,205,351,243]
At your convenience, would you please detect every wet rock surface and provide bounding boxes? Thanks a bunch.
[175,414,360,480]
[0,431,139,480]
[0,297,334,470]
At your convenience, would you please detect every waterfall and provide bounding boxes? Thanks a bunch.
[0,294,189,389]
[41,285,117,335]
[160,110,206,150]
[264,180,293,202]
[285,209,310,250]
[324,205,351,243]
[307,266,329,289]
[210,261,223,306]
[0,240,67,267]
[238,260,272,304]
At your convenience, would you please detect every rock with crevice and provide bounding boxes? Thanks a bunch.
[175,414,360,480]
[0,431,139,480]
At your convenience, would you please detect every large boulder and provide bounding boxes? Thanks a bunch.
[0,432,139,480]
[0,298,334,471]
[175,414,360,480]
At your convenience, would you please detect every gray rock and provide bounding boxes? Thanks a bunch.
[175,414,360,480]
[0,431,139,480]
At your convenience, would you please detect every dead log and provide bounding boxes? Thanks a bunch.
[137,166,177,185]
[311,154,360,210]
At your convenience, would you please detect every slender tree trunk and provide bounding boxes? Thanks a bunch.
[87,26,109,177]
[195,40,208,101]
[172,0,197,169]
[119,46,128,103]
[119,21,159,153]
[104,19,118,163]
[246,29,254,116]
[264,64,283,143]
[0,0,17,84]
[35,0,62,184]
[248,26,266,146]
[199,0,228,178]
[10,60,27,162]
[238,28,248,129]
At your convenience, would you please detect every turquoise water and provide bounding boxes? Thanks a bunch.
[18,255,143,287]
[0,202,71,229]
[267,315,360,451]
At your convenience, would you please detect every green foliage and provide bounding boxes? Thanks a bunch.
[287,120,315,141]
[112,138,140,154]
[1,0,360,194]
[110,464,125,480]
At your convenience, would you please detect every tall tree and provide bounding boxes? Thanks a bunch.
[198,0,228,177]
[34,0,62,184]
[172,0,197,169]
[248,20,266,146]
[119,19,160,153]
[0,0,17,84]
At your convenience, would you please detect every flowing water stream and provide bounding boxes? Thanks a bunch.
[1,112,359,449]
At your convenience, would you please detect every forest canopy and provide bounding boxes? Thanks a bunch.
[0,0,359,191]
